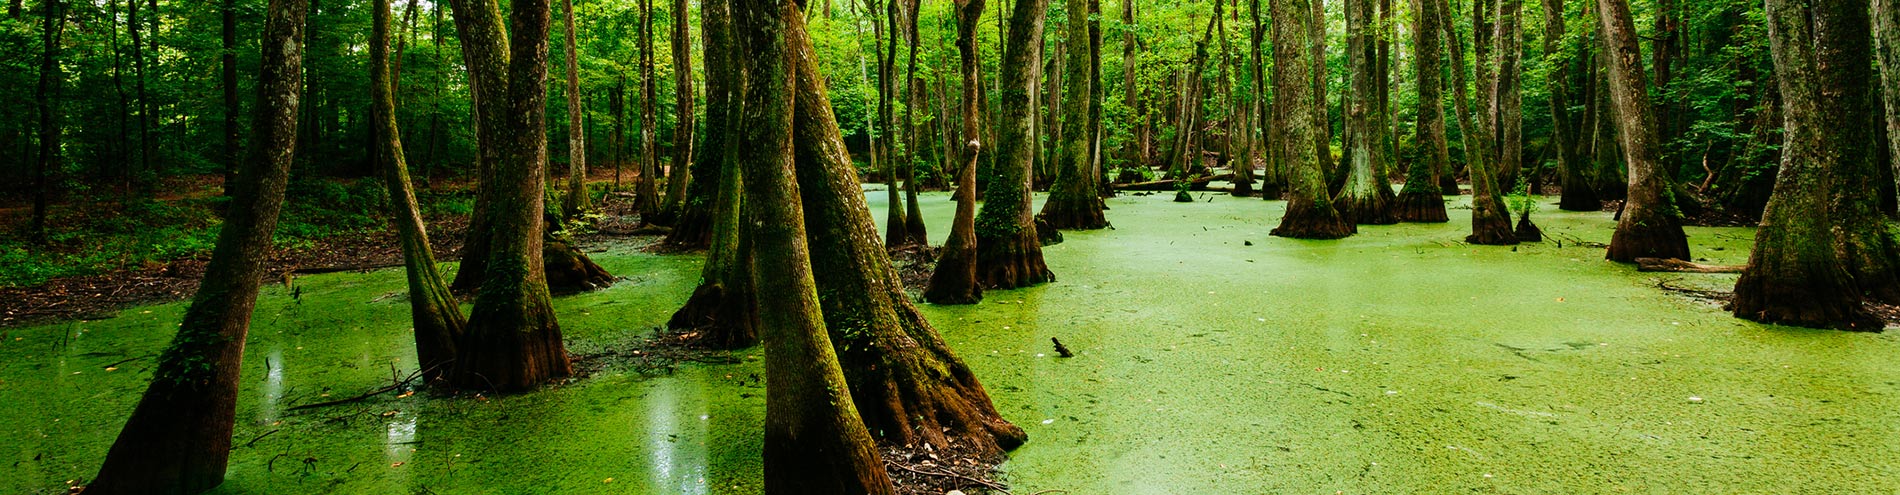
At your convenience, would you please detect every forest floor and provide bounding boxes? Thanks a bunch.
[4,186,1899,494]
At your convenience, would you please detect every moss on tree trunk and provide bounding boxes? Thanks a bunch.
[924,0,988,305]
[1596,0,1688,261]
[1271,0,1355,240]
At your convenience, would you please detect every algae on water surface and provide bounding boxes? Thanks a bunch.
[1,190,1895,493]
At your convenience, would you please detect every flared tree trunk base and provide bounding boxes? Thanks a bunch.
[1272,200,1356,239]
[1040,197,1110,230]
[662,214,714,250]
[453,313,571,392]
[668,281,761,349]
[1607,216,1691,262]
[1393,189,1449,222]
[1231,179,1256,197]
[976,230,1054,290]
[924,247,983,304]
[1515,213,1543,242]
[1173,190,1194,202]
[1558,179,1601,211]
[1340,193,1399,225]
[844,310,1028,456]
[544,240,616,292]
[1733,272,1883,331]
[1466,216,1519,245]
[1257,183,1286,201]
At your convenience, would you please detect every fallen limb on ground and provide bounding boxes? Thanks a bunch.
[1635,257,1743,273]
[1113,173,1234,191]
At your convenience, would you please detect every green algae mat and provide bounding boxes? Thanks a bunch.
[3,191,1896,494]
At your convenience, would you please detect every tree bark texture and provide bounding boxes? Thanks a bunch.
[1438,0,1515,245]
[974,0,1056,289]
[1395,0,1450,222]
[1596,0,1690,262]
[923,0,987,305]
[1271,0,1356,239]
[1339,0,1398,224]
[1040,0,1110,229]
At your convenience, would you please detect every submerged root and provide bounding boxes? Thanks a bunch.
[666,282,760,350]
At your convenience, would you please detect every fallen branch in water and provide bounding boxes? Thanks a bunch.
[287,366,431,411]
[1636,258,1744,273]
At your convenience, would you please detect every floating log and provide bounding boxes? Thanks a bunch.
[1113,173,1236,191]
[1635,257,1743,273]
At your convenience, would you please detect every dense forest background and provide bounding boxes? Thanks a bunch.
[0,0,1803,287]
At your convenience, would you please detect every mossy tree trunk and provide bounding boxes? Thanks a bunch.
[1546,0,1597,211]
[664,0,737,250]
[1250,0,1285,199]
[1039,0,1109,229]
[1732,0,1882,330]
[658,0,695,223]
[447,0,510,294]
[560,0,588,218]
[1437,0,1515,245]
[1395,0,1450,222]
[786,9,1028,456]
[1271,0,1355,239]
[975,0,1057,289]
[736,0,895,490]
[924,0,986,305]
[635,0,661,220]
[450,0,572,392]
[669,0,756,349]
[86,0,305,491]
[29,0,60,244]
[901,0,930,246]
[1338,0,1397,224]
[374,0,464,383]
[1492,0,1524,190]
[1879,0,1900,211]
[1596,0,1689,261]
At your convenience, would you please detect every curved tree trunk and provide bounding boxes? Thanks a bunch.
[1732,0,1882,330]
[737,0,895,491]
[786,10,1028,456]
[974,0,1056,289]
[663,0,734,250]
[86,1,305,491]
[1338,0,1397,224]
[1395,0,1449,222]
[1438,0,1515,245]
[668,0,758,349]
[924,0,987,305]
[374,0,464,383]
[1271,0,1355,239]
[1039,0,1109,229]
[1596,0,1689,261]
[451,0,572,392]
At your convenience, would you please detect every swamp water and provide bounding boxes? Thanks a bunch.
[2,191,1897,493]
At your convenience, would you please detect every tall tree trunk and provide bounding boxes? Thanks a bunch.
[901,0,929,246]
[1732,0,1883,330]
[448,0,573,391]
[1122,0,1141,169]
[1272,0,1355,239]
[786,5,1028,456]
[1875,0,1900,219]
[923,0,987,305]
[1222,6,1255,197]
[1596,0,1689,261]
[658,0,695,223]
[129,0,150,191]
[29,0,61,244]
[877,0,909,248]
[1040,0,1109,229]
[668,0,759,348]
[1311,0,1334,184]
[86,0,306,491]
[1547,0,1596,210]
[1492,0,1523,189]
[1438,0,1514,244]
[737,0,895,492]
[1395,0,1449,221]
[1250,0,1283,198]
[222,0,241,197]
[447,0,506,293]
[373,0,464,384]
[1338,0,1397,224]
[635,0,660,219]
[560,0,589,217]
[975,0,1057,287]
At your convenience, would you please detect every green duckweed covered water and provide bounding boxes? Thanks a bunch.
[3,190,1897,493]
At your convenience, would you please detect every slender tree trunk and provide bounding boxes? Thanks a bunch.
[658,0,695,223]
[372,0,464,383]
[736,0,895,492]
[1250,0,1283,198]
[901,0,929,246]
[1547,0,1596,210]
[29,0,61,244]
[1086,0,1106,196]
[1438,0,1514,244]
[448,0,573,391]
[448,0,506,293]
[129,0,150,190]
[668,0,759,348]
[924,0,987,305]
[1596,0,1689,261]
[1732,0,1883,330]
[561,0,589,217]
[635,0,660,219]
[975,0,1057,287]
[222,0,241,196]
[1122,0,1140,170]
[1311,0,1333,184]
[1395,0,1449,221]
[1492,0,1523,189]
[1272,0,1355,238]
[86,1,306,491]
[877,0,909,248]
[1040,0,1109,229]
[1338,0,1397,224]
